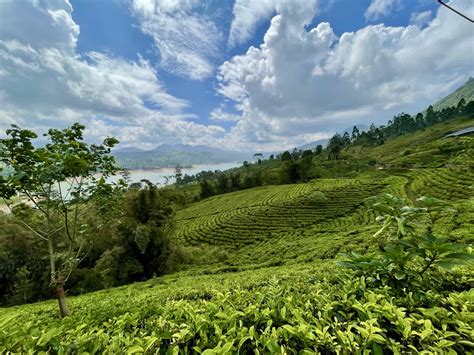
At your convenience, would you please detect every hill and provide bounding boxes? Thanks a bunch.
[432,77,474,112]
[1,105,473,353]
[113,143,250,169]
[2,138,473,352]
[172,163,473,273]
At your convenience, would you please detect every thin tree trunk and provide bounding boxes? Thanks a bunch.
[55,283,69,318]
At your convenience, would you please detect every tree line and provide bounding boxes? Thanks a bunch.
[326,99,474,158]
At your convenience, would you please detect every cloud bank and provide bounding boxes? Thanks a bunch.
[217,0,473,150]
[0,0,225,147]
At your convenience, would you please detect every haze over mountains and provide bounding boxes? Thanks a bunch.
[113,143,251,170]
[113,79,474,170]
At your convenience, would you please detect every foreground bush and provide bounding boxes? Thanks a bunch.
[0,263,472,353]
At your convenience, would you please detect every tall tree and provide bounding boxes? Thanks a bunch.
[174,164,183,186]
[281,151,292,161]
[351,126,360,141]
[342,132,351,149]
[230,173,241,191]
[457,98,466,113]
[327,134,343,160]
[0,123,120,317]
[199,179,214,198]
[425,105,437,125]
[315,145,323,155]
[217,174,229,194]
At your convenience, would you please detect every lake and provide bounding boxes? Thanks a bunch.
[115,161,242,185]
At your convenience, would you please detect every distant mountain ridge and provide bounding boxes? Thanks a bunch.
[113,143,250,170]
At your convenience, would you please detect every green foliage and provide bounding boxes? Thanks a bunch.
[0,263,472,353]
[0,106,473,351]
[432,77,474,112]
[0,123,121,316]
[281,151,291,161]
[341,194,473,294]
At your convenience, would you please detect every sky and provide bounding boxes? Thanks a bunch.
[0,0,473,152]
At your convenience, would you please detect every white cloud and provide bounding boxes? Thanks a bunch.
[0,0,225,148]
[217,0,474,150]
[210,106,240,121]
[365,0,402,21]
[85,115,226,149]
[228,0,318,47]
[130,0,223,80]
[410,10,433,27]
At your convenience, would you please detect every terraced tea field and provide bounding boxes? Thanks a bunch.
[173,170,473,271]
[2,168,473,353]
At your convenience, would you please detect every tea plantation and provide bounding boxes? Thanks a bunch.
[2,162,473,353]
[173,171,473,272]
[1,119,473,353]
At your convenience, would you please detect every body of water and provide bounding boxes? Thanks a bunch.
[117,161,242,185]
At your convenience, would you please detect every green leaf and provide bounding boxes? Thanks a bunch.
[266,339,280,353]
[126,345,144,354]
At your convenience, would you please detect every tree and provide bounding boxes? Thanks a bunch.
[230,173,241,191]
[217,174,229,194]
[301,150,313,160]
[425,105,437,125]
[0,123,120,317]
[121,183,174,278]
[314,145,323,155]
[351,126,360,141]
[291,149,301,160]
[457,98,466,113]
[415,112,425,129]
[282,161,300,183]
[327,134,343,160]
[269,154,274,160]
[199,179,214,198]
[281,151,292,161]
[174,164,183,186]
[342,132,351,149]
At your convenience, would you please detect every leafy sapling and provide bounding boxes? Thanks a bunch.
[0,123,122,317]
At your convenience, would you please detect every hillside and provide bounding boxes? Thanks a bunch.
[2,112,474,353]
[432,78,474,112]
[173,169,473,274]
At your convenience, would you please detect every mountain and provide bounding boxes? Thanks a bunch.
[432,77,474,111]
[151,143,222,154]
[113,144,250,169]
[114,146,146,153]
[297,138,329,151]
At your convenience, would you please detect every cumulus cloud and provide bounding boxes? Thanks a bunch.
[0,0,224,148]
[85,115,226,149]
[365,0,402,21]
[410,10,433,27]
[210,106,241,122]
[228,0,317,47]
[217,0,474,150]
[130,0,223,80]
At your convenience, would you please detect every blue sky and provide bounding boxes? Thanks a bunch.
[0,0,472,151]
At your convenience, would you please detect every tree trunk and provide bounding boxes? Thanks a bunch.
[55,284,69,318]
